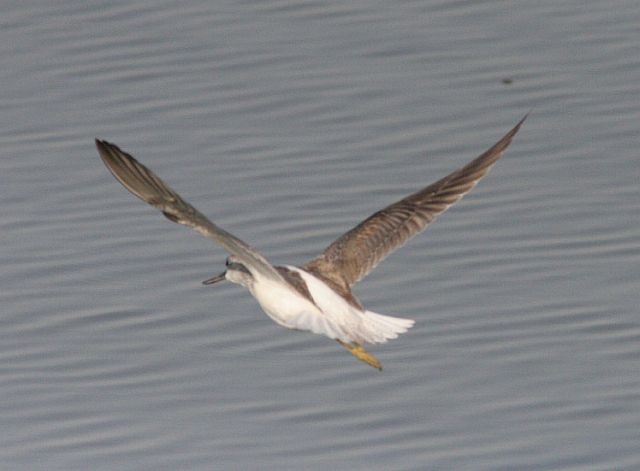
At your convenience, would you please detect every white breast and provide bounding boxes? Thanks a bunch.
[249,272,319,327]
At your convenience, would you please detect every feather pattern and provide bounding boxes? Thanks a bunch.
[304,115,527,295]
[95,139,283,282]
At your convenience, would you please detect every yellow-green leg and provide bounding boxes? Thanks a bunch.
[337,340,382,371]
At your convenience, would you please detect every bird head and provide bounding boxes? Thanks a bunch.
[202,255,253,289]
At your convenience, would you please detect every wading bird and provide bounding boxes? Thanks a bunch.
[96,115,525,370]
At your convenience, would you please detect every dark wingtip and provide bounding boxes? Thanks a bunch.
[491,112,529,154]
[509,112,529,137]
[517,110,531,129]
[95,138,112,154]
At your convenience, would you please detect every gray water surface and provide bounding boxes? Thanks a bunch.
[1,1,639,469]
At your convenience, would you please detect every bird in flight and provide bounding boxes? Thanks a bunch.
[96,115,526,370]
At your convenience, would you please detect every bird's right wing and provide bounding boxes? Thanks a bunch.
[304,115,527,293]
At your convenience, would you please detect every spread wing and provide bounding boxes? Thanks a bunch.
[304,115,527,293]
[95,139,283,282]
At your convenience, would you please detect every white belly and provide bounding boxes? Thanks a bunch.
[248,266,414,344]
[249,275,321,328]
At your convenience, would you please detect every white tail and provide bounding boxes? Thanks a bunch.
[360,311,415,344]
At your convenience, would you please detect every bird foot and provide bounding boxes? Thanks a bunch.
[337,340,382,371]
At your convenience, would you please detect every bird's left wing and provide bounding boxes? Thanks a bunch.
[95,139,283,282]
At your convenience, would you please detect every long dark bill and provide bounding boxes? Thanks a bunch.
[202,272,227,285]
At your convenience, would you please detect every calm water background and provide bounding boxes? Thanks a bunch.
[1,1,638,469]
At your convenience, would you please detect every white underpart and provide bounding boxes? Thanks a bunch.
[249,266,414,344]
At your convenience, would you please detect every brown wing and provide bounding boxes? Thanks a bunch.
[95,139,283,282]
[304,115,527,293]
